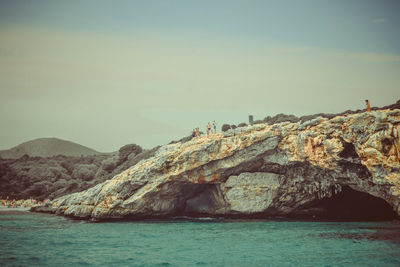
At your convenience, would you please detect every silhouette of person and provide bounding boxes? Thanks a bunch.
[365,99,371,112]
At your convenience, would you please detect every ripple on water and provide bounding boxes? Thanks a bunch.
[1,214,400,266]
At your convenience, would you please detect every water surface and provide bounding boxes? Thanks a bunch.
[1,212,399,266]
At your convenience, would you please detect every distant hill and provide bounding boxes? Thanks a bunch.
[0,138,101,159]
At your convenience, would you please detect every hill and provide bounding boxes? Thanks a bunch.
[0,138,101,159]
[0,143,156,200]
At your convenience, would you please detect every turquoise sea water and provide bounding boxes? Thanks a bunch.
[1,212,400,266]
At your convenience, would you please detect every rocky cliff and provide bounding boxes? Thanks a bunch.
[34,109,400,220]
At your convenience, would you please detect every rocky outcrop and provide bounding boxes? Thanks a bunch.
[34,109,400,220]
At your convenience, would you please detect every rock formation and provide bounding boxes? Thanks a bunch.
[34,109,400,220]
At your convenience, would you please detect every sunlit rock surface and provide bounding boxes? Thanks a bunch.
[34,109,400,220]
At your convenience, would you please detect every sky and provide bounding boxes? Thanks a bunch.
[0,0,399,152]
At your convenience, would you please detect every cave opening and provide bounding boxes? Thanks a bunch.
[313,185,398,221]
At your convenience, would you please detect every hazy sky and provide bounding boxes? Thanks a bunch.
[1,0,399,152]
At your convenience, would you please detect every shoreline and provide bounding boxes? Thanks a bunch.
[0,206,32,215]
[0,206,31,212]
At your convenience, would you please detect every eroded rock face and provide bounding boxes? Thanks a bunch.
[35,109,400,220]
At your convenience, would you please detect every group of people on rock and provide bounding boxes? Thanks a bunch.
[192,121,217,138]
[189,100,372,140]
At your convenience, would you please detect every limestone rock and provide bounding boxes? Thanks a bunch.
[35,109,400,220]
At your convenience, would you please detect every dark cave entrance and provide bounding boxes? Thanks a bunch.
[299,186,398,221]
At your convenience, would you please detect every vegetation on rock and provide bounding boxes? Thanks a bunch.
[0,144,158,201]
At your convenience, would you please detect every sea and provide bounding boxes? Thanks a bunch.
[1,211,400,266]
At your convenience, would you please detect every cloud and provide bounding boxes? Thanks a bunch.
[372,18,385,24]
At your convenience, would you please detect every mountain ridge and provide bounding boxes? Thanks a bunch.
[0,137,101,159]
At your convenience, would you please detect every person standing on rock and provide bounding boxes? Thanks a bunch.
[206,123,210,137]
[192,129,196,138]
[365,99,371,112]
[213,121,217,134]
